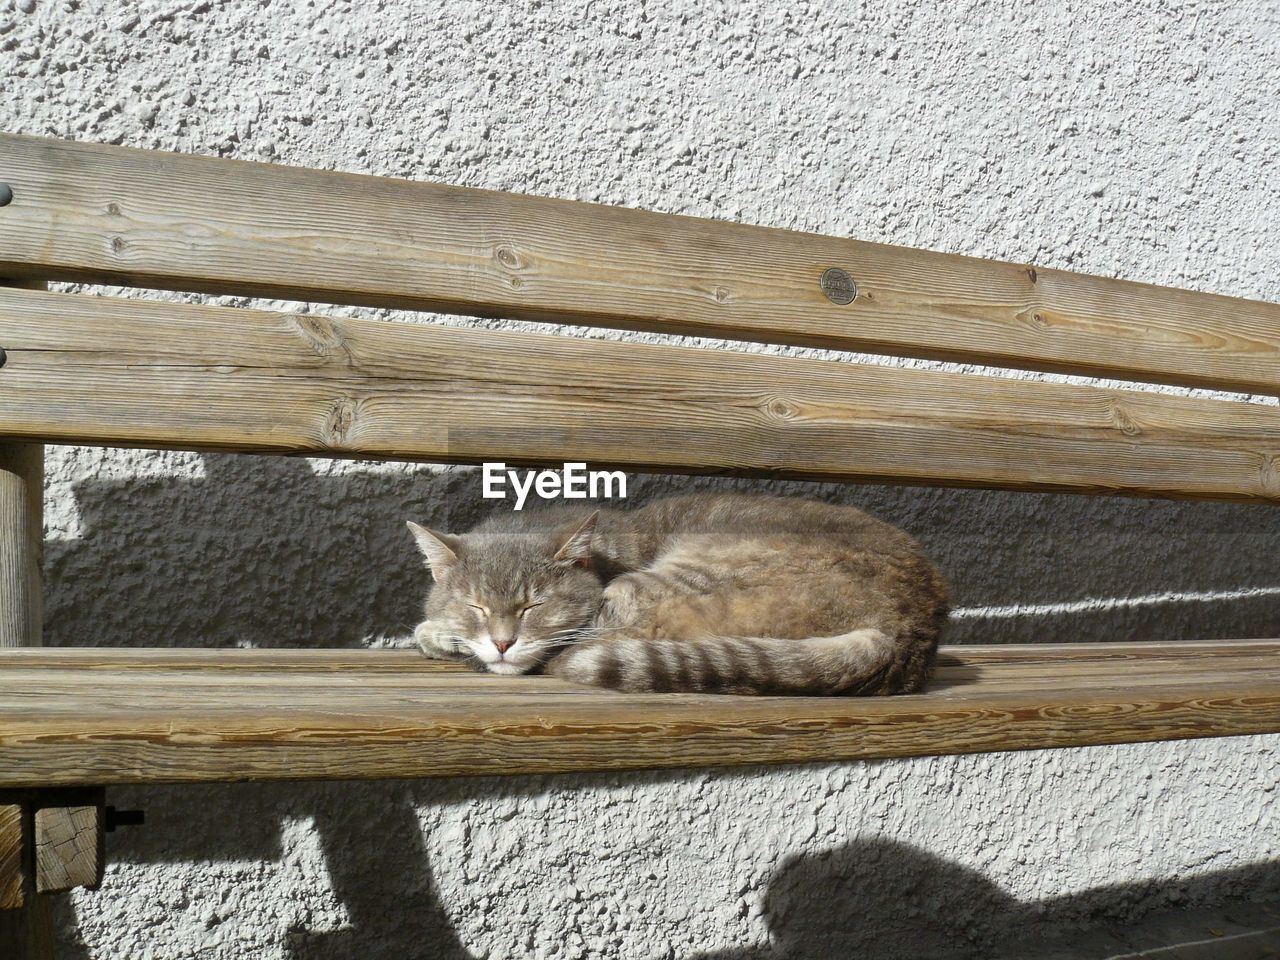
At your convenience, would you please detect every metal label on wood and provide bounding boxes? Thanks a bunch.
[820,267,856,305]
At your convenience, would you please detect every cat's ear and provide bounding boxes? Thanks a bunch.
[406,521,462,579]
[553,512,598,567]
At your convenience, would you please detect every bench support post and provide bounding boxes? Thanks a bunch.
[0,447,53,960]
[0,799,54,960]
[0,271,54,959]
[0,442,42,648]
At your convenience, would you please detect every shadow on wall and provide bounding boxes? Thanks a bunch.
[52,778,1280,960]
[694,837,1280,960]
[55,780,475,960]
[43,452,1280,649]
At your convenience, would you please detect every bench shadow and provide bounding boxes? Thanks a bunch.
[51,780,475,960]
[281,783,473,960]
[691,835,1280,960]
[58,778,1280,960]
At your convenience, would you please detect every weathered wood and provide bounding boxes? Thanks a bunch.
[0,134,1277,394]
[0,445,42,650]
[0,273,43,650]
[3,639,1276,671]
[33,791,103,894]
[0,275,51,960]
[2,647,1277,694]
[0,881,51,960]
[2,288,1280,502]
[0,643,1277,787]
[0,804,21,910]
[0,798,53,960]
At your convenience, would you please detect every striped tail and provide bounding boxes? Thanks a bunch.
[546,628,925,696]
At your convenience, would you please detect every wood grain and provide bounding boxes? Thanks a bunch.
[0,445,42,650]
[0,643,1277,787]
[0,270,51,958]
[0,797,53,959]
[0,134,1277,394]
[3,640,1277,671]
[33,791,103,894]
[2,288,1280,501]
[0,275,44,650]
[0,804,21,910]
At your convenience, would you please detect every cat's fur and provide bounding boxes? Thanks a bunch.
[408,493,948,696]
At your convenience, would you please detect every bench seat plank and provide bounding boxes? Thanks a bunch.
[1,134,1278,395]
[1,643,1277,787]
[4,288,1280,502]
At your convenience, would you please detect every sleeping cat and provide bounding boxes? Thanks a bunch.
[408,493,948,696]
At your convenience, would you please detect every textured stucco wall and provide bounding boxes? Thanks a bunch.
[4,0,1280,957]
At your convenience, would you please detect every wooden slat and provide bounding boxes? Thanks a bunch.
[1,650,1277,695]
[0,660,1269,707]
[4,650,1278,706]
[2,640,1277,671]
[2,288,1280,501]
[0,134,1277,395]
[0,643,1277,787]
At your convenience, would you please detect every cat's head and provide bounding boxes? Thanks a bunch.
[407,513,603,675]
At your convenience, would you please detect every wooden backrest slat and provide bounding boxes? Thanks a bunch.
[1,134,1278,395]
[2,287,1278,502]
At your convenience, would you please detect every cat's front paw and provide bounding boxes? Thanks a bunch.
[414,622,465,661]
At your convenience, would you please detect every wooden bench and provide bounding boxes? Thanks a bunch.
[0,133,1278,951]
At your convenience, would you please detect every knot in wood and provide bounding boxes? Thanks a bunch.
[1018,308,1047,330]
[324,397,358,446]
[495,245,522,270]
[765,397,797,420]
[1261,454,1280,497]
[289,313,348,358]
[1108,399,1141,437]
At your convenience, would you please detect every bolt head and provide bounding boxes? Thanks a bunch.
[0,183,12,207]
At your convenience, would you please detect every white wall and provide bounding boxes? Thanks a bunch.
[4,0,1279,956]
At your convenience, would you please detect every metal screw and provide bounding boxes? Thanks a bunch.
[0,349,6,369]
[0,183,12,207]
[820,267,856,305]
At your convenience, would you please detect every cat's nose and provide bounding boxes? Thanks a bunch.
[490,616,519,655]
